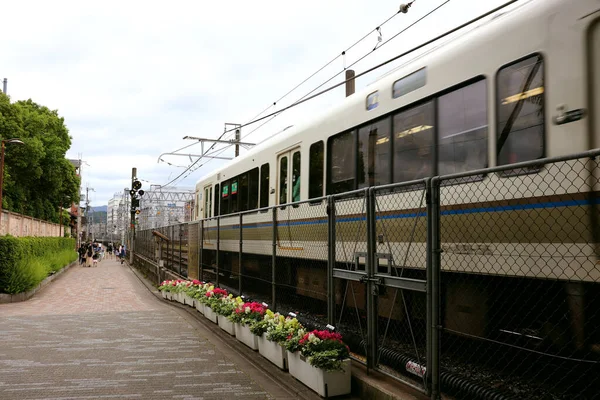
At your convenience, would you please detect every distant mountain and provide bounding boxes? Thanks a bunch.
[90,205,107,212]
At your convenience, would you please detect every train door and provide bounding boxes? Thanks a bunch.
[276,148,301,206]
[277,148,301,247]
[202,185,213,219]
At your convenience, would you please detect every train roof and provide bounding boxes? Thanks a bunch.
[194,0,546,188]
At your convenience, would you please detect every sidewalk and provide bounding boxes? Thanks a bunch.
[0,256,326,399]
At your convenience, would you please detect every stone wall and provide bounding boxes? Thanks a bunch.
[0,210,62,237]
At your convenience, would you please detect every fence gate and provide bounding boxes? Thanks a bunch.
[372,182,429,393]
[331,183,430,394]
[331,190,370,367]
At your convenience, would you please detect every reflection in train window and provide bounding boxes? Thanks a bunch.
[393,101,434,183]
[260,163,269,209]
[214,184,220,216]
[497,54,544,166]
[393,68,426,99]
[309,141,324,199]
[248,167,259,210]
[438,79,488,175]
[279,156,288,205]
[292,151,301,202]
[358,117,391,189]
[328,130,356,194]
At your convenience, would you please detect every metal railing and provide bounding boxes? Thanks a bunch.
[134,149,600,400]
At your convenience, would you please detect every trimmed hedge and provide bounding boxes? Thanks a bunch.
[0,236,76,294]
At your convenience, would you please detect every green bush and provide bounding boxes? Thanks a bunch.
[0,236,76,294]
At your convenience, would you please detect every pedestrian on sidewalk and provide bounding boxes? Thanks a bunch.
[86,243,93,268]
[107,243,113,259]
[78,244,86,265]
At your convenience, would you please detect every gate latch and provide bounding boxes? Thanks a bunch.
[359,276,383,295]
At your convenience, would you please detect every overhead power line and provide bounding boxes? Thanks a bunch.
[160,0,518,188]
[159,3,419,188]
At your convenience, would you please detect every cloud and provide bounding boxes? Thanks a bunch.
[0,0,511,206]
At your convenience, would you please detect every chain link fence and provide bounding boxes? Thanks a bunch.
[133,150,600,399]
[434,154,600,399]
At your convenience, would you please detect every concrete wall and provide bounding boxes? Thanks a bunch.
[0,210,61,237]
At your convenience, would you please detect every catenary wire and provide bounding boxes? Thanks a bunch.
[159,3,417,186]
[161,0,517,187]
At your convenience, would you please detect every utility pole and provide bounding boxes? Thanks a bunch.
[224,123,242,158]
[85,185,95,242]
[2,78,6,95]
[345,70,355,97]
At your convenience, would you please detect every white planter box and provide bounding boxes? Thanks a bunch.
[161,291,167,299]
[258,334,287,370]
[234,323,258,350]
[166,292,173,301]
[196,301,205,314]
[204,305,218,323]
[287,351,351,398]
[218,315,236,335]
[184,294,194,307]
[176,292,184,304]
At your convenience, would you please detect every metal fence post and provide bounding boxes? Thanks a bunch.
[216,217,220,287]
[366,188,378,370]
[199,220,203,281]
[179,225,182,276]
[327,196,336,325]
[198,219,204,281]
[239,213,243,295]
[272,207,277,310]
[430,177,441,400]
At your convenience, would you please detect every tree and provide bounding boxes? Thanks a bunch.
[0,93,80,223]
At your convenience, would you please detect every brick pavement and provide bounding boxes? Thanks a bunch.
[0,258,320,400]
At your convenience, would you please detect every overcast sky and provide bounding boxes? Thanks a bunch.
[1,0,511,207]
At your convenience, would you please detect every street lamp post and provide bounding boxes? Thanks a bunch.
[0,138,24,230]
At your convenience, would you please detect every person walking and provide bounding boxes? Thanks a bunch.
[107,243,113,260]
[85,243,94,268]
[120,245,126,264]
[78,244,86,266]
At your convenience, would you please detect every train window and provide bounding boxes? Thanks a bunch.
[248,167,259,210]
[238,174,248,212]
[204,186,212,218]
[214,184,220,216]
[260,163,269,209]
[393,101,434,183]
[358,117,391,189]
[221,180,230,215]
[230,179,239,213]
[309,141,324,199]
[496,54,544,166]
[438,79,488,175]
[393,68,426,99]
[328,130,356,194]
[366,91,379,111]
[279,156,288,204]
[292,151,301,202]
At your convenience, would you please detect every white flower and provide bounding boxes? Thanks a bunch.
[245,306,251,314]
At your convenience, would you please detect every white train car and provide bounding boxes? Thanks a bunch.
[193,0,600,348]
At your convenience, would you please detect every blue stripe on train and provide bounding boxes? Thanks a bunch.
[205,198,596,230]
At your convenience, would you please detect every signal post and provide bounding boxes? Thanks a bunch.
[129,167,144,264]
